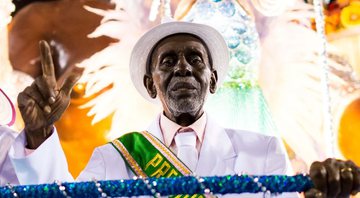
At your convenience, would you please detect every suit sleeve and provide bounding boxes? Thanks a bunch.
[76,147,106,181]
[265,136,294,175]
[8,128,74,184]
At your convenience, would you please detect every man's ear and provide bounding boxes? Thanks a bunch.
[209,69,218,94]
[143,74,157,98]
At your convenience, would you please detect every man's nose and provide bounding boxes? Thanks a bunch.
[174,56,192,77]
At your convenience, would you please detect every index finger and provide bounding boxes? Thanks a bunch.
[39,40,56,83]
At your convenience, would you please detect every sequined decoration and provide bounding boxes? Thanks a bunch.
[313,0,335,157]
[92,178,108,197]
[5,183,17,198]
[141,176,161,198]
[182,0,260,88]
[55,180,70,198]
[182,0,277,135]
[0,175,313,197]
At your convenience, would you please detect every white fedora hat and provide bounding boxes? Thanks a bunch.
[129,21,229,103]
[0,88,16,126]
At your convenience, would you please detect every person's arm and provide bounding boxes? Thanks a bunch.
[265,136,294,175]
[8,127,74,184]
[10,40,82,184]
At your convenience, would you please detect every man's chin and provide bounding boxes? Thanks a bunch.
[168,98,201,115]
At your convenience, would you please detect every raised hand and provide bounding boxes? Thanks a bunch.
[305,158,360,198]
[18,40,82,149]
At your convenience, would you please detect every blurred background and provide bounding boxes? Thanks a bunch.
[1,0,359,187]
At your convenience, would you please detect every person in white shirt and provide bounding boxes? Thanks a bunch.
[9,22,360,198]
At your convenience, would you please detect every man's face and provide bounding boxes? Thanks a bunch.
[145,34,217,119]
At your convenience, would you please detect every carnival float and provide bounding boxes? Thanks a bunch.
[1,0,360,197]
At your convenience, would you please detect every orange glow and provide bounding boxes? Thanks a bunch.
[338,98,360,166]
[340,2,360,28]
[55,84,113,177]
[73,83,85,94]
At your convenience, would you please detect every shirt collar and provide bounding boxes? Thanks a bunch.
[159,112,207,147]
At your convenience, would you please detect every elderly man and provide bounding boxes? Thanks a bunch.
[9,21,360,197]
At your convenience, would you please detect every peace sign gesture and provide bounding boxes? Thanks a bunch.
[18,40,82,149]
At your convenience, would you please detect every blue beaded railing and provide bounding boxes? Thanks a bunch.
[0,174,313,197]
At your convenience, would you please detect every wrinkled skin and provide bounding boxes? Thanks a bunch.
[18,41,82,149]
[144,34,217,126]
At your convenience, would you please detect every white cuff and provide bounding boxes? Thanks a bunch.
[8,127,73,184]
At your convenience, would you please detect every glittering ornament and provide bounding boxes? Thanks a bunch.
[0,174,313,197]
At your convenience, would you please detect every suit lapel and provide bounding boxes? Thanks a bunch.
[195,116,237,176]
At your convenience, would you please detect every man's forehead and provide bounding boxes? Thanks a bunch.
[151,33,209,54]
[146,33,213,72]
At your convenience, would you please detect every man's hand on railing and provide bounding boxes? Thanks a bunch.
[306,158,360,198]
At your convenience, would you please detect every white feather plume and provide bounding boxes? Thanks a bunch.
[76,1,158,139]
[258,0,360,167]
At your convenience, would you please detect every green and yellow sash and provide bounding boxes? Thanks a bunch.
[110,131,205,197]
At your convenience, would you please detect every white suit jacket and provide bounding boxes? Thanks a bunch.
[8,115,298,197]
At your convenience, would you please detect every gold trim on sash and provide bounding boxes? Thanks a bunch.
[142,131,192,176]
[112,139,147,178]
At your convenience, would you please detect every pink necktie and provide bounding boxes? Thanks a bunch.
[174,128,198,172]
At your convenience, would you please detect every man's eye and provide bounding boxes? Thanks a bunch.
[189,55,202,64]
[161,57,176,66]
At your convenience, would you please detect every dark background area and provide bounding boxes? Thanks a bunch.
[12,0,57,16]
